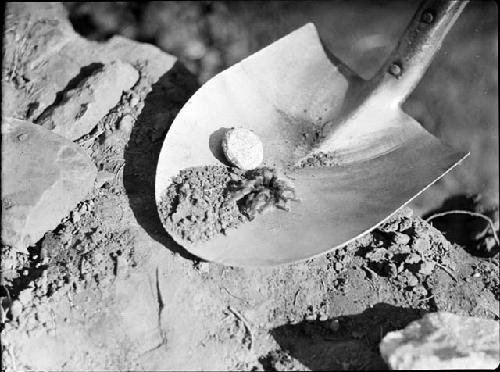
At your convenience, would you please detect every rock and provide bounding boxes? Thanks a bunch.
[129,95,140,108]
[1,118,97,252]
[94,170,115,189]
[35,60,139,141]
[380,312,500,369]
[329,319,340,332]
[4,1,179,124]
[195,262,210,273]
[413,238,431,254]
[3,3,75,84]
[222,127,264,170]
[418,261,435,276]
[392,232,411,245]
[117,114,135,133]
[304,314,316,321]
[18,287,34,307]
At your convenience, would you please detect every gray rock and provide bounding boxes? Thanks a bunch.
[380,312,500,370]
[1,118,97,252]
[36,61,139,141]
[117,114,135,133]
[3,3,178,125]
[3,3,75,81]
[3,3,76,119]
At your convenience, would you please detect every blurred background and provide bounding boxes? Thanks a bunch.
[63,0,498,217]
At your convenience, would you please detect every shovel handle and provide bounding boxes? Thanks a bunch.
[374,0,468,104]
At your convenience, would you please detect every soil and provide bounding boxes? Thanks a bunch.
[157,165,298,244]
[299,152,340,168]
[158,166,247,243]
[2,201,498,370]
[1,2,498,370]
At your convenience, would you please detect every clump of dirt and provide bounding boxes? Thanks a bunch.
[157,165,297,244]
[157,166,246,243]
[298,152,339,168]
[356,208,452,297]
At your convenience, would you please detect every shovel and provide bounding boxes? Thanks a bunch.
[155,0,469,266]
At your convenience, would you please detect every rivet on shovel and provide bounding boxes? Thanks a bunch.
[421,10,435,24]
[388,62,403,79]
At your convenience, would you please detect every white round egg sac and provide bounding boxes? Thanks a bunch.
[222,128,264,170]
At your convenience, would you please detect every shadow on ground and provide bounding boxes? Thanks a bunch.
[423,194,499,258]
[123,61,200,261]
[264,303,425,371]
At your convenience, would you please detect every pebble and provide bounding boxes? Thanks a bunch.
[10,300,23,319]
[413,238,431,253]
[472,272,481,278]
[405,253,421,264]
[117,114,134,133]
[304,314,316,321]
[483,237,497,252]
[195,262,210,273]
[329,319,340,332]
[413,285,428,297]
[407,274,419,287]
[94,171,115,189]
[35,309,51,324]
[392,232,411,245]
[129,95,139,107]
[418,261,435,276]
[222,127,264,170]
[71,211,80,223]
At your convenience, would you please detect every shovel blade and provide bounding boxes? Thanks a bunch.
[184,118,467,266]
[156,23,353,200]
[155,23,467,266]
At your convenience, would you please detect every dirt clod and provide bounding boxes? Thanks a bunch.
[299,151,340,168]
[157,165,297,244]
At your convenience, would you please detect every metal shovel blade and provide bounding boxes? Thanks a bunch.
[155,1,469,266]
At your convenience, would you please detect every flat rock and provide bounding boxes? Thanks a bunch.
[1,117,97,252]
[3,2,177,123]
[35,60,139,141]
[2,3,76,119]
[380,312,500,369]
[3,2,75,78]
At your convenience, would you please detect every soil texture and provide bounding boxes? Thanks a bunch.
[157,166,298,244]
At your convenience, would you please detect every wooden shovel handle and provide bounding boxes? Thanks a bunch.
[374,0,468,104]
